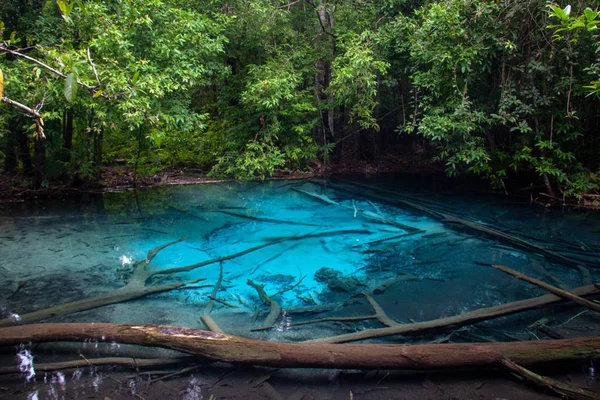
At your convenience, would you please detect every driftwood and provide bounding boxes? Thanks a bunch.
[0,323,599,370]
[490,264,600,313]
[200,262,225,333]
[247,279,282,328]
[500,358,600,400]
[323,180,595,280]
[252,292,397,332]
[293,187,422,233]
[373,274,419,294]
[0,229,365,327]
[170,205,322,227]
[305,283,600,344]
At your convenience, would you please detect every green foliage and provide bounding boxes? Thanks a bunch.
[548,4,600,96]
[329,32,389,130]
[2,0,600,199]
[210,140,285,180]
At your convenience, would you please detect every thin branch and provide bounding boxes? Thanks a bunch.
[87,47,101,86]
[0,45,97,92]
[1,96,41,118]
[0,96,45,139]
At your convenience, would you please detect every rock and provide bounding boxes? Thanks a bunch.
[314,267,341,282]
[327,277,358,293]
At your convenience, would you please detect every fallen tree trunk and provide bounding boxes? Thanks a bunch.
[0,278,205,328]
[1,323,599,369]
[306,283,600,344]
[490,264,600,313]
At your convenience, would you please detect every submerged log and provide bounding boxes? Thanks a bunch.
[500,358,600,400]
[324,180,594,276]
[0,323,599,369]
[490,264,600,313]
[0,229,367,328]
[306,283,600,344]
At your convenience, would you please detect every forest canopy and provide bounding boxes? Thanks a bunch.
[0,0,599,198]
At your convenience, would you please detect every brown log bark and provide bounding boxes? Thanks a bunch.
[306,283,600,344]
[500,358,600,400]
[0,279,204,328]
[0,323,599,370]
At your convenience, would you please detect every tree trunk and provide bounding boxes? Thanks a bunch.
[0,323,598,370]
[94,126,104,180]
[17,125,32,174]
[63,109,74,152]
[33,136,45,181]
[3,129,17,173]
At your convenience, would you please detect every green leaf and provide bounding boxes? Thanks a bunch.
[132,70,140,84]
[64,73,78,103]
[57,0,68,15]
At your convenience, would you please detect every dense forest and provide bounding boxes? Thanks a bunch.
[0,0,599,199]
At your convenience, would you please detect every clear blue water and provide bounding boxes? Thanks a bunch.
[0,178,599,343]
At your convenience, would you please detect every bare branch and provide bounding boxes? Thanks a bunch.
[1,96,41,118]
[0,45,97,92]
[86,47,101,86]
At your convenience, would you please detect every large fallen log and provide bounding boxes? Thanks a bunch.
[306,283,600,344]
[1,323,599,370]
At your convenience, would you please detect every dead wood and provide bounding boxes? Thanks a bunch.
[170,205,322,227]
[0,230,364,327]
[490,264,600,313]
[200,262,225,333]
[248,279,282,328]
[500,358,600,400]
[0,356,193,375]
[0,277,205,328]
[251,315,379,332]
[1,323,599,369]
[252,292,397,331]
[305,283,600,344]
[351,231,421,248]
[324,180,594,277]
[293,187,421,232]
